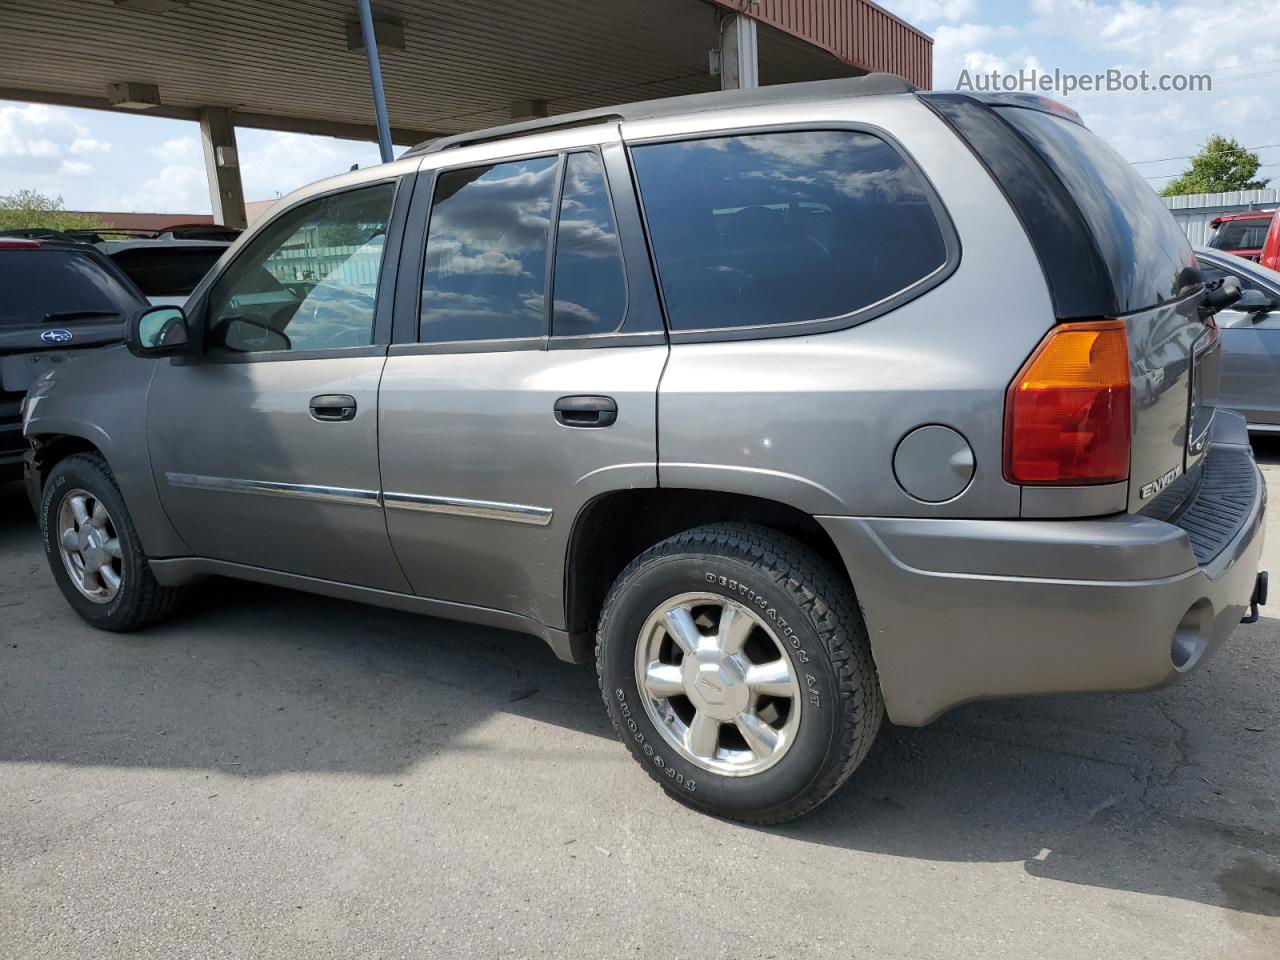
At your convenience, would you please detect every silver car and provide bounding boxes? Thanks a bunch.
[1193,247,1280,432]
[21,76,1267,823]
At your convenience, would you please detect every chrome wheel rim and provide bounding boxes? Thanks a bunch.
[56,488,123,604]
[634,591,802,777]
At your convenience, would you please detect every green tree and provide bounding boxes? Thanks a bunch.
[0,189,105,232]
[1161,136,1271,196]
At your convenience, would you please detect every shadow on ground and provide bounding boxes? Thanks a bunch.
[2,480,1278,922]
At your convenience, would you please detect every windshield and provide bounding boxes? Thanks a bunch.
[0,249,142,326]
[108,246,226,297]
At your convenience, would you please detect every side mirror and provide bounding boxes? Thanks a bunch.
[1204,275,1242,313]
[220,317,291,352]
[1236,289,1275,315]
[128,305,192,358]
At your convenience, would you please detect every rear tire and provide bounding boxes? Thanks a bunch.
[40,453,182,631]
[596,522,882,823]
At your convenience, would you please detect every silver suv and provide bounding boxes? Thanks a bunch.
[22,76,1266,823]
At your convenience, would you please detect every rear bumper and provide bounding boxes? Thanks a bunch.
[819,414,1266,726]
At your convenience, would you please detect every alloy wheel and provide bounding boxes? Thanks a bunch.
[56,488,124,604]
[633,592,802,776]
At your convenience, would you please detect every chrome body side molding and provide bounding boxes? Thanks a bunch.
[164,472,382,507]
[382,491,553,526]
[163,472,553,525]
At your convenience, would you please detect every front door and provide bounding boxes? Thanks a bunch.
[379,142,667,629]
[148,181,411,591]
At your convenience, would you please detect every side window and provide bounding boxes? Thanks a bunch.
[206,183,394,353]
[630,130,948,332]
[420,156,558,342]
[1198,262,1259,293]
[552,152,626,337]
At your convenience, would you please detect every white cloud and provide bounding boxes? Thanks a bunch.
[886,0,977,23]
[69,136,109,155]
[0,103,108,175]
[238,130,382,202]
[148,136,201,162]
[932,23,1019,84]
[1029,0,1280,72]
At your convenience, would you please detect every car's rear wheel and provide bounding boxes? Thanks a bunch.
[40,453,182,631]
[596,522,882,823]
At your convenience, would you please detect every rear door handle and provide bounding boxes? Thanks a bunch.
[310,394,357,422]
[554,395,617,428]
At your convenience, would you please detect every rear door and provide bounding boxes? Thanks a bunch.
[147,179,411,590]
[378,131,667,629]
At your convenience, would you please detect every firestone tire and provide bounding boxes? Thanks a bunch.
[596,522,882,824]
[40,453,183,632]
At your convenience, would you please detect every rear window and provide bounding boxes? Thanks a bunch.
[1209,217,1272,252]
[108,246,225,297]
[630,130,949,332]
[996,107,1195,312]
[0,249,142,326]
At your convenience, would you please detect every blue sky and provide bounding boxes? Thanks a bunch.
[1,0,1277,215]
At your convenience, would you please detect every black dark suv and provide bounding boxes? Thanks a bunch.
[0,238,147,480]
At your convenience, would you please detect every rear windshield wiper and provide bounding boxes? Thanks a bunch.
[44,310,121,323]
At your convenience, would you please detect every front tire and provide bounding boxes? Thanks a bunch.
[596,523,882,823]
[40,453,182,631]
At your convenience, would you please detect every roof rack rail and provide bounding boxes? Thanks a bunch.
[403,73,915,158]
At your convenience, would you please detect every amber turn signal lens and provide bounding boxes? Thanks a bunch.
[1004,320,1131,485]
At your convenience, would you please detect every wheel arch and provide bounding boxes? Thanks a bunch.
[27,431,112,492]
[562,488,850,648]
[27,425,191,559]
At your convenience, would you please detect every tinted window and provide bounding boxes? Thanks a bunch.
[1210,217,1272,251]
[206,183,394,353]
[109,246,225,297]
[998,108,1195,312]
[420,156,557,342]
[552,152,626,336]
[630,130,947,331]
[0,250,142,326]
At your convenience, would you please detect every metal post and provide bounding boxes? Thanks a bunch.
[198,107,247,229]
[720,14,759,90]
[356,0,394,163]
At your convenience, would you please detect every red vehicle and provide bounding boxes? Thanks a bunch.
[1208,209,1280,269]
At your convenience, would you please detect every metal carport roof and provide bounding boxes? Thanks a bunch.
[0,0,931,222]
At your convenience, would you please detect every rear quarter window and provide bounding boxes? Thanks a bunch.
[996,107,1195,312]
[630,129,950,333]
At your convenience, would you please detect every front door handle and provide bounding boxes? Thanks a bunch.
[310,394,357,422]
[554,395,617,428]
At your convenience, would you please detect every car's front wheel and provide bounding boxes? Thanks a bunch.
[596,522,882,823]
[40,453,182,631]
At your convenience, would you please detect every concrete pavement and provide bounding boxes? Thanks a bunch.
[2,449,1278,959]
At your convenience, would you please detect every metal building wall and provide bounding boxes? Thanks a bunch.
[710,0,933,88]
[1163,189,1280,247]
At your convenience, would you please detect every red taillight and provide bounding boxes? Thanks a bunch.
[1004,319,1131,485]
[0,238,41,249]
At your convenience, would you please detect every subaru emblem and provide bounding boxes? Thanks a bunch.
[41,328,73,344]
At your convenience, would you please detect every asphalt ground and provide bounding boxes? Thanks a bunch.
[2,447,1278,959]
